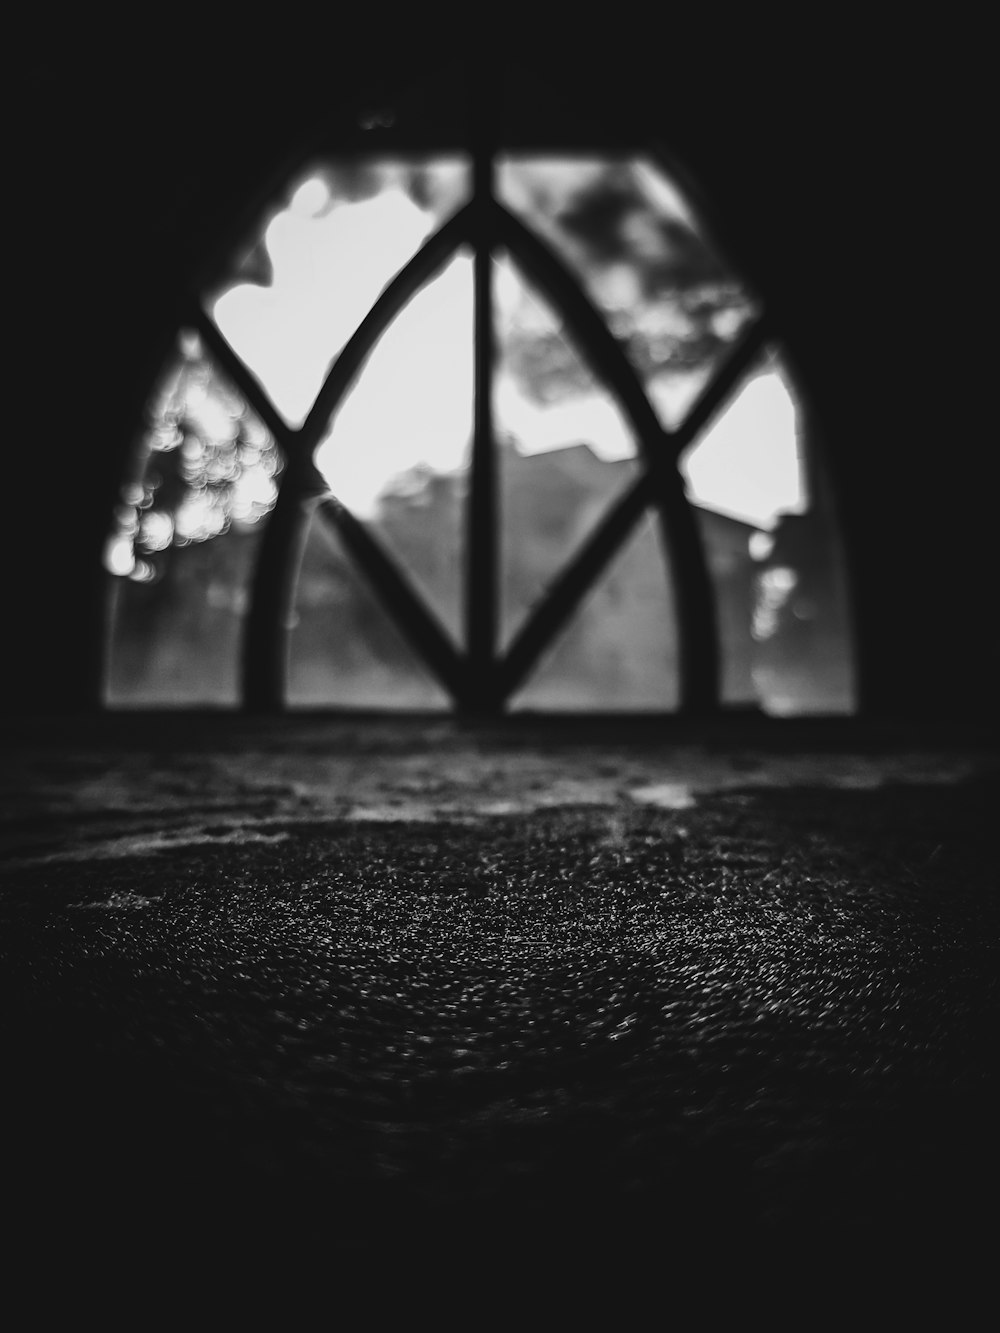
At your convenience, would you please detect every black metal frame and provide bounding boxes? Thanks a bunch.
[190,132,770,718]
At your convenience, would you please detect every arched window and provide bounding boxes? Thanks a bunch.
[103,85,854,717]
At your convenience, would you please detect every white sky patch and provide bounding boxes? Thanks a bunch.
[213,188,437,428]
[316,252,475,515]
[210,176,803,528]
[678,370,804,528]
[494,376,636,462]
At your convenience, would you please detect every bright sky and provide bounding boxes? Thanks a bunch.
[212,174,804,528]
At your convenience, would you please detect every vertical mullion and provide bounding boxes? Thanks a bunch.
[465,121,499,711]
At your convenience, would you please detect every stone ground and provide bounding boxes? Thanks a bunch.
[2,714,998,1281]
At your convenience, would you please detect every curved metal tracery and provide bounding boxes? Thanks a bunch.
[193,151,768,716]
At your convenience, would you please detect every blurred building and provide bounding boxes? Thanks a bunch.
[287,439,767,711]
[107,431,856,714]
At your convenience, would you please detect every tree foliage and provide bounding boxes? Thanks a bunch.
[107,336,281,586]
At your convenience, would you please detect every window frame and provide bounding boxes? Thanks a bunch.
[172,117,775,717]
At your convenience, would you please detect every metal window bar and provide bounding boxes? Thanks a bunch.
[193,206,476,711]
[491,202,770,712]
[465,135,500,713]
[496,313,771,702]
[193,148,768,716]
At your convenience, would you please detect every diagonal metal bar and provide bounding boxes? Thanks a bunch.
[191,309,325,711]
[493,202,724,711]
[494,318,770,703]
[636,313,771,713]
[497,469,657,700]
[663,315,773,460]
[294,203,475,709]
[493,202,669,462]
[191,306,299,453]
[316,497,468,704]
[298,203,474,455]
[196,207,473,711]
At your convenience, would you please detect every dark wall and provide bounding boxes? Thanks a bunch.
[7,19,993,721]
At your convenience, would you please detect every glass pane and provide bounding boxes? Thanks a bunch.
[510,509,679,711]
[494,250,642,647]
[750,417,856,715]
[681,359,854,713]
[681,356,805,530]
[497,157,835,712]
[694,507,761,707]
[684,357,810,709]
[209,156,471,427]
[104,332,281,706]
[497,155,760,430]
[313,250,473,646]
[287,508,450,710]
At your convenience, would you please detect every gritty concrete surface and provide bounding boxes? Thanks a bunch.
[2,714,998,1282]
